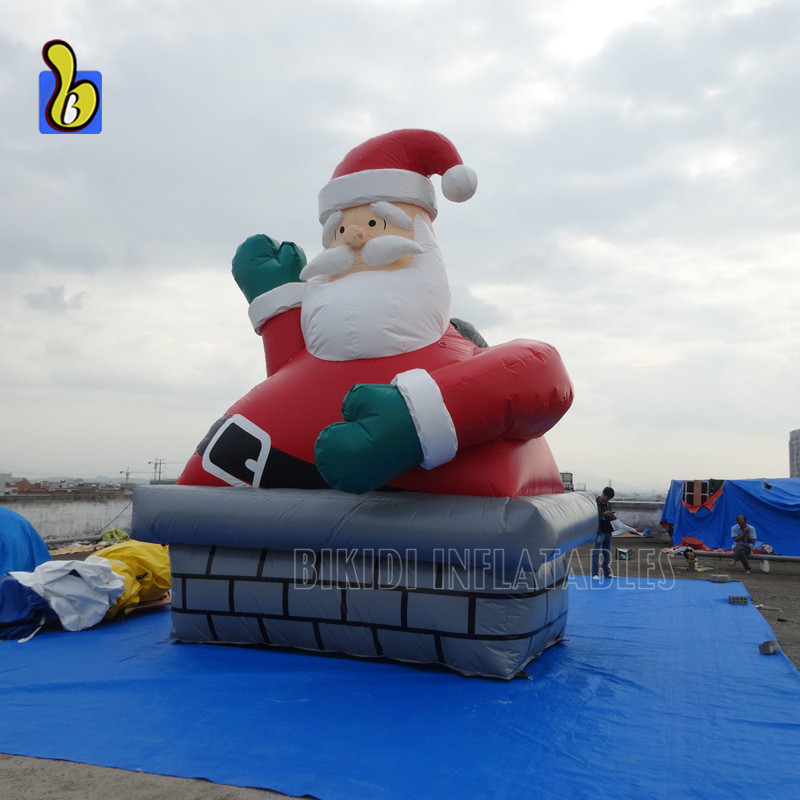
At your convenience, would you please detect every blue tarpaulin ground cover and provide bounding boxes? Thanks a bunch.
[2,578,799,799]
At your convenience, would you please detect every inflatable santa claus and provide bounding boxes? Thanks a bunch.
[178,129,573,497]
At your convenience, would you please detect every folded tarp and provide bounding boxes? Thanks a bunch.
[92,540,171,619]
[8,558,124,633]
[0,573,57,640]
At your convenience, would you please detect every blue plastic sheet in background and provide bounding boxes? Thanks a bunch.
[661,478,800,554]
[1,579,799,800]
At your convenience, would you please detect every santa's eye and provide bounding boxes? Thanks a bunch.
[368,219,377,227]
[339,226,345,234]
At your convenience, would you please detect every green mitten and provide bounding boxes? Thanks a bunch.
[231,234,306,303]
[315,384,424,494]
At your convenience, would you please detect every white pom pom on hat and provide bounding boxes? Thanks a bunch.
[441,163,478,203]
[318,129,477,224]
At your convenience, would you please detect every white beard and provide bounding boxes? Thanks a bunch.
[300,217,451,361]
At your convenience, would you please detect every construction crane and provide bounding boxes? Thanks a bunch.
[147,459,184,483]
[119,467,151,488]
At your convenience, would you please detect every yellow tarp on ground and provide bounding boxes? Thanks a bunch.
[94,540,171,619]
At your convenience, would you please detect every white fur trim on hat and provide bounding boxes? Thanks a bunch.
[248,282,305,334]
[318,169,437,224]
[392,368,457,469]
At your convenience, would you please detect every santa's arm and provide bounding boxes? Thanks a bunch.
[396,340,573,468]
[232,234,307,375]
[315,340,573,493]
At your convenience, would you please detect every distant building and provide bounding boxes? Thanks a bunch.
[790,429,800,478]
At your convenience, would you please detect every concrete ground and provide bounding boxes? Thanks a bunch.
[3,532,798,800]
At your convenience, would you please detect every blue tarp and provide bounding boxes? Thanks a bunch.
[2,579,799,799]
[661,478,800,555]
[0,574,57,640]
[0,506,50,575]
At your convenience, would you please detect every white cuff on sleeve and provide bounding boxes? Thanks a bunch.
[248,282,305,333]
[392,368,458,470]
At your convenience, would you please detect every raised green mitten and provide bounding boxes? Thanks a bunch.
[231,234,306,303]
[315,383,424,494]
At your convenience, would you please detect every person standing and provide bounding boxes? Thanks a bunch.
[592,486,616,581]
[729,514,756,574]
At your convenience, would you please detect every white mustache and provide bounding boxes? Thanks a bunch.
[361,235,423,266]
[299,246,353,280]
[299,235,423,281]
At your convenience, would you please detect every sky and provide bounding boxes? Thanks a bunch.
[1,0,799,492]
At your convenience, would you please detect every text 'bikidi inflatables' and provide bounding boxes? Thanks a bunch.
[133,129,597,679]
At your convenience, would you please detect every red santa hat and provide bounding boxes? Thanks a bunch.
[318,129,477,224]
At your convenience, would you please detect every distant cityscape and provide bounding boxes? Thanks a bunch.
[0,473,180,497]
[2,470,664,499]
[3,427,798,498]
[1,475,134,496]
[0,458,184,495]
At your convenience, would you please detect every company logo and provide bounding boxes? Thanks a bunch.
[39,40,101,134]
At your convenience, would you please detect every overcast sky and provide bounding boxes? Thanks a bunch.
[1,0,798,492]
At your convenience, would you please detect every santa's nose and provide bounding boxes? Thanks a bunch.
[342,225,366,249]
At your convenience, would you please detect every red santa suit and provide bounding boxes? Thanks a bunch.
[179,305,573,497]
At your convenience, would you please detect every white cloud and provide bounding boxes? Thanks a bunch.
[1,0,799,489]
[532,0,667,62]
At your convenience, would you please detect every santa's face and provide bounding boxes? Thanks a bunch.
[300,206,451,361]
[300,202,430,282]
[328,202,425,276]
